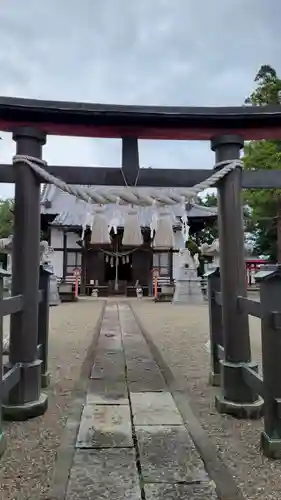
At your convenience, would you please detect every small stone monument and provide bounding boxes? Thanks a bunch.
[173,248,204,304]
[200,239,220,269]
[135,280,143,299]
[0,236,60,305]
[201,238,253,269]
[40,241,60,306]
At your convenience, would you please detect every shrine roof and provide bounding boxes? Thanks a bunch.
[40,184,217,228]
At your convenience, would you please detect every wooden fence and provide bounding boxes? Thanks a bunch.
[0,265,50,455]
[206,266,281,458]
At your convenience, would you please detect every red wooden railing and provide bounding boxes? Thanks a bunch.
[245,259,270,287]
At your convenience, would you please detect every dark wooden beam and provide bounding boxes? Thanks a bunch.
[121,137,139,186]
[241,170,281,189]
[0,96,281,140]
[1,163,281,189]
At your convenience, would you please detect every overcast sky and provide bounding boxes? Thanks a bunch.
[0,0,279,198]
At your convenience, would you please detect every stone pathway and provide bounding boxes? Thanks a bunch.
[64,302,218,499]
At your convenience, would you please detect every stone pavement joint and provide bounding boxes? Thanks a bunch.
[65,301,219,499]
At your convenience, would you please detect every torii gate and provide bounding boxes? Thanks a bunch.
[0,96,281,455]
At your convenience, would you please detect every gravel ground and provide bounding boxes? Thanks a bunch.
[131,299,281,500]
[0,298,104,500]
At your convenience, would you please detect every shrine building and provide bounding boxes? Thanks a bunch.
[40,183,217,296]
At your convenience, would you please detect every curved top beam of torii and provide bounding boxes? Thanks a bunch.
[0,96,281,140]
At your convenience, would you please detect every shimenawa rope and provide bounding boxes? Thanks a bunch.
[13,155,243,207]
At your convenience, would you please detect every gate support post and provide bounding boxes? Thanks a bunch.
[38,264,52,388]
[0,270,10,455]
[3,127,48,420]
[205,267,222,387]
[211,135,262,418]
[257,266,281,458]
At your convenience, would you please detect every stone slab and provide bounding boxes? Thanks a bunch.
[123,340,153,354]
[98,336,123,351]
[126,363,166,391]
[131,392,182,425]
[128,379,166,392]
[86,380,129,405]
[100,320,121,333]
[126,358,163,380]
[124,350,154,363]
[90,353,126,380]
[136,425,209,483]
[97,341,124,353]
[120,326,141,335]
[99,327,121,337]
[123,350,148,361]
[121,334,147,343]
[76,404,133,448]
[66,449,141,499]
[119,326,140,335]
[126,368,165,385]
[144,482,218,499]
[126,357,160,371]
[94,350,125,361]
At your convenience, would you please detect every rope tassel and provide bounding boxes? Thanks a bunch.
[90,207,110,244]
[122,208,143,246]
[153,210,174,249]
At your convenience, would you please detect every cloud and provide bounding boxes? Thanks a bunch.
[0,0,280,198]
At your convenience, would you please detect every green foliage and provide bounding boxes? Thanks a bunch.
[0,198,14,238]
[243,64,281,260]
[195,193,218,245]
[201,193,217,207]
[186,238,200,255]
[244,65,281,106]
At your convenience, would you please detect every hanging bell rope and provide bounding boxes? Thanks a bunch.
[120,168,143,246]
[181,213,190,244]
[149,200,158,240]
[122,207,143,246]
[153,210,175,249]
[90,206,110,244]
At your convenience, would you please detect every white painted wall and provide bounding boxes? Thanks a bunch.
[52,250,64,278]
[50,228,81,249]
[173,230,184,280]
[67,232,81,249]
[50,227,81,278]
[50,228,63,248]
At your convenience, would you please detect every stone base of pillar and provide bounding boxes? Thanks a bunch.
[173,279,204,304]
[215,394,263,419]
[3,359,48,420]
[0,432,6,457]
[216,359,264,417]
[209,371,221,387]
[260,432,281,458]
[41,372,51,388]
[2,392,48,421]
[49,274,60,306]
[216,359,264,418]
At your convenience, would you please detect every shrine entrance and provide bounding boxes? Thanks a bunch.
[103,231,133,291]
[103,250,133,290]
[2,95,281,462]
